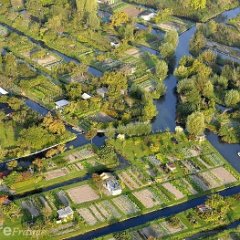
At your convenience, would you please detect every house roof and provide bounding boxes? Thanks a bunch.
[101,172,121,193]
[0,87,8,95]
[166,162,176,171]
[197,204,211,212]
[140,10,155,17]
[55,99,69,108]
[81,93,92,100]
[100,172,113,180]
[105,178,120,191]
[57,206,73,218]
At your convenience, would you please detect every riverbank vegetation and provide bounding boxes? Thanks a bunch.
[0,96,74,161]
[125,0,239,21]
[201,225,240,239]
[194,18,240,49]
[3,144,118,194]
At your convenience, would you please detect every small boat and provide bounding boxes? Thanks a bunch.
[238,152,240,157]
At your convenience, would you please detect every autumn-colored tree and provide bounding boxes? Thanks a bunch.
[111,12,129,27]
[45,148,58,158]
[33,158,43,171]
[0,195,8,205]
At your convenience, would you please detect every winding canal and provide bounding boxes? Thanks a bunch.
[0,6,240,240]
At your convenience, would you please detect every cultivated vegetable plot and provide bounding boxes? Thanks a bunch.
[171,178,198,196]
[78,208,98,226]
[162,182,185,200]
[211,167,237,185]
[101,200,122,219]
[118,171,142,190]
[112,195,140,215]
[64,148,96,163]
[133,188,162,209]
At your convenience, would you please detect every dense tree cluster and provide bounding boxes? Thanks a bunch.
[199,20,240,48]
[0,96,72,161]
[175,49,240,141]
[125,0,238,21]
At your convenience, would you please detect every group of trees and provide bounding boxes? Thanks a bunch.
[159,30,179,59]
[42,113,66,134]
[0,52,37,81]
[1,0,108,61]
[110,11,135,42]
[0,95,72,161]
[188,16,240,142]
[199,194,232,223]
[127,0,237,21]
[175,48,240,141]
[154,8,173,23]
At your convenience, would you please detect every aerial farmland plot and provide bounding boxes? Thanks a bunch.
[67,184,100,204]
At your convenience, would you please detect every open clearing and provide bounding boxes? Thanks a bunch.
[211,167,237,184]
[122,6,143,17]
[133,189,161,208]
[162,182,185,200]
[44,168,69,180]
[67,184,99,204]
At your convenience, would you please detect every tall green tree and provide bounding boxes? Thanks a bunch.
[186,111,205,136]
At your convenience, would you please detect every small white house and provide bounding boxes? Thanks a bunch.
[166,162,176,172]
[110,41,120,48]
[0,87,8,95]
[55,99,70,109]
[197,204,211,213]
[57,206,74,222]
[81,93,92,100]
[196,135,206,142]
[140,12,156,21]
[117,134,125,140]
[175,126,184,133]
[100,172,122,196]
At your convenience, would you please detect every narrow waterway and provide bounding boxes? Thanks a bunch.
[152,26,196,132]
[69,185,240,240]
[152,7,240,173]
[186,219,240,240]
